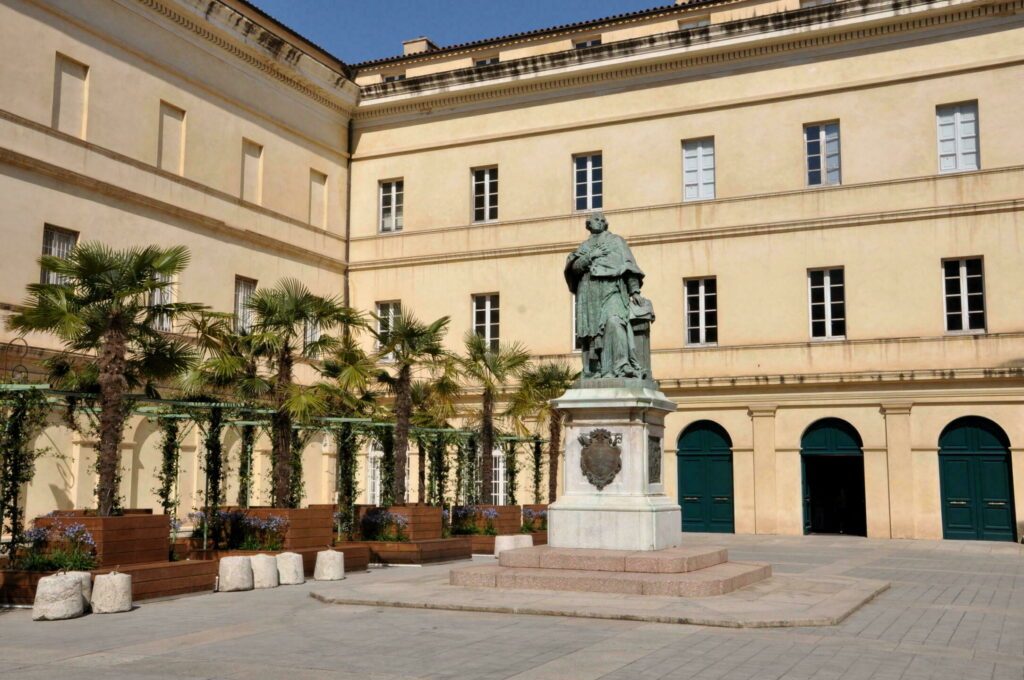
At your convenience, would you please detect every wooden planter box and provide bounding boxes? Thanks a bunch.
[356,504,443,541]
[521,504,549,531]
[243,506,334,551]
[1,559,220,605]
[34,512,170,567]
[338,537,470,565]
[467,505,521,535]
[470,531,549,554]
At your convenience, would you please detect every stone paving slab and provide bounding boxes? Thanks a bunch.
[310,559,889,628]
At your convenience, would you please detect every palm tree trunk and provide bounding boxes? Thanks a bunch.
[417,437,426,504]
[96,330,129,516]
[480,389,495,505]
[392,365,412,506]
[548,414,562,504]
[271,350,293,508]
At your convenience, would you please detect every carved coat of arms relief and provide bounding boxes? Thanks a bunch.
[578,428,623,491]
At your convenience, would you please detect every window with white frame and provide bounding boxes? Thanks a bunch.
[475,55,499,67]
[943,257,985,332]
[808,268,845,339]
[303,321,321,356]
[492,448,507,506]
[684,277,717,345]
[804,122,840,186]
[234,276,256,333]
[683,138,715,201]
[376,301,401,353]
[937,102,979,173]
[574,37,601,49]
[379,180,404,233]
[382,73,406,83]
[679,16,710,30]
[367,442,382,505]
[472,294,500,350]
[573,153,603,211]
[40,225,78,285]
[472,167,498,223]
[150,272,174,333]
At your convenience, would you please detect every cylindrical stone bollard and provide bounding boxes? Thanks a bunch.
[251,554,280,589]
[494,534,529,557]
[313,550,345,581]
[91,572,133,614]
[32,573,84,621]
[218,556,254,592]
[276,552,305,585]
[513,534,534,550]
[66,570,93,611]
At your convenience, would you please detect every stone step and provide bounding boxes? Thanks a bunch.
[498,545,728,574]
[451,561,771,597]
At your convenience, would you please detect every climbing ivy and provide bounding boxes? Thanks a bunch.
[0,388,51,557]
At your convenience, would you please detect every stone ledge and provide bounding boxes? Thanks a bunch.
[498,545,728,573]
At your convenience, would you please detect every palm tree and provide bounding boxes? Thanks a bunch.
[458,331,530,505]
[374,311,450,506]
[7,243,203,515]
[507,361,578,504]
[409,356,461,503]
[246,278,362,507]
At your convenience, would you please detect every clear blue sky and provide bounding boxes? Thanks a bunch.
[248,0,663,64]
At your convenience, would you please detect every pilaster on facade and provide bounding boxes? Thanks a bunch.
[880,402,914,538]
[747,405,778,535]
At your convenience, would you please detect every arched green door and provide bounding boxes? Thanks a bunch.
[939,417,1015,542]
[801,418,867,536]
[677,421,734,533]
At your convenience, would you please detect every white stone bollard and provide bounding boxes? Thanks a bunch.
[513,534,534,550]
[276,552,305,585]
[91,572,133,614]
[313,550,345,581]
[493,534,525,557]
[32,573,84,621]
[218,556,254,592]
[250,554,280,589]
[66,571,93,611]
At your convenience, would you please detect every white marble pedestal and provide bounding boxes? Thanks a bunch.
[548,382,681,552]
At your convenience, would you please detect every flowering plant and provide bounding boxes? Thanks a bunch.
[239,514,289,551]
[521,508,548,533]
[359,508,410,542]
[14,519,98,572]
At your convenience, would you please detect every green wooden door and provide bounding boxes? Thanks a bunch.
[677,422,734,533]
[939,417,1015,542]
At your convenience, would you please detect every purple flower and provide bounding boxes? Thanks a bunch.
[441,509,450,520]
[24,527,48,544]
[482,508,499,521]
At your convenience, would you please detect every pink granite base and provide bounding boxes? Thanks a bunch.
[452,545,771,598]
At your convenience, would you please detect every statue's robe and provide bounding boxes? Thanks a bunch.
[564,231,645,378]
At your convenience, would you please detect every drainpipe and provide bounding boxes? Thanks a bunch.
[343,116,354,309]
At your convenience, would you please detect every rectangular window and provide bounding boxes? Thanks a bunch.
[473,294,500,350]
[492,448,507,506]
[943,257,985,332]
[40,225,78,285]
[241,139,263,204]
[375,301,401,351]
[472,166,498,223]
[367,444,382,505]
[379,180,404,233]
[52,54,88,138]
[937,102,979,173]
[303,321,321,355]
[309,169,327,228]
[382,73,406,83]
[574,37,601,49]
[234,276,257,333]
[804,122,840,187]
[684,277,718,345]
[683,138,715,201]
[150,272,174,333]
[573,153,603,211]
[808,268,846,339]
[158,101,185,175]
[475,56,499,67]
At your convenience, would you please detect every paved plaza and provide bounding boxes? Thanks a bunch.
[3,534,1024,679]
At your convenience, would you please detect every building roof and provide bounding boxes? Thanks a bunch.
[350,2,720,69]
[226,0,353,76]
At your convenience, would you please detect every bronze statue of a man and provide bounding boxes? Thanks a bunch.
[565,213,648,379]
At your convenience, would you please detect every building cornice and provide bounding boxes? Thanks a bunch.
[132,0,359,113]
[346,190,1024,272]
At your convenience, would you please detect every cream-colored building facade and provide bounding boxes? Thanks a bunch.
[2,0,1023,541]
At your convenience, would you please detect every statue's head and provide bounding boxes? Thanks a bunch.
[585,213,608,234]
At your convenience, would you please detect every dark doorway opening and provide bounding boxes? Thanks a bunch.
[803,455,867,536]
